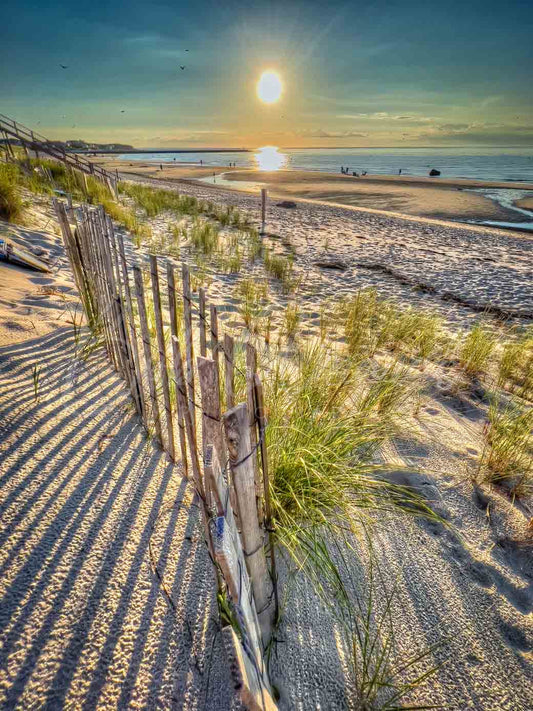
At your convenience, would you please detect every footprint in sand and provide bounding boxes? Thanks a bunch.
[499,620,532,654]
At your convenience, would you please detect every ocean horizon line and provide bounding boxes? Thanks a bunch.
[128,144,533,153]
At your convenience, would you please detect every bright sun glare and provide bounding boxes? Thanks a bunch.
[257,71,282,104]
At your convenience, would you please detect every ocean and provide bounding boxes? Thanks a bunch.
[118,146,533,183]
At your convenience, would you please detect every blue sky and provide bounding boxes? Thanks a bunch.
[1,0,532,147]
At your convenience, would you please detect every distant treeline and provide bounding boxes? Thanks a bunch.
[0,137,134,152]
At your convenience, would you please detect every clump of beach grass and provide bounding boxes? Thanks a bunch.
[190,218,220,255]
[0,164,23,221]
[264,248,295,292]
[339,289,446,364]
[479,398,533,497]
[259,340,441,706]
[264,342,436,547]
[234,277,268,331]
[459,322,496,377]
[283,302,300,340]
[498,328,533,400]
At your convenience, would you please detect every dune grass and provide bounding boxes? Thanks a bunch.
[257,341,442,705]
[263,343,434,543]
[234,276,268,331]
[459,322,496,377]
[0,164,23,221]
[283,302,300,340]
[190,218,220,255]
[479,398,533,497]
[498,328,533,400]
[338,288,445,364]
[264,248,296,292]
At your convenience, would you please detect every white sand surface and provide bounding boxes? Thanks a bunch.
[129,176,533,326]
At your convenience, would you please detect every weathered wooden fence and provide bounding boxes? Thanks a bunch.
[54,199,277,711]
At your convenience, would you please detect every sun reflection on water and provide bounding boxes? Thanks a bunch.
[254,145,287,171]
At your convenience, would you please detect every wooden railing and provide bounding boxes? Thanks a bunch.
[0,113,116,185]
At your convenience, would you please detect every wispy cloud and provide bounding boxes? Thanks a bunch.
[298,128,369,138]
[336,112,435,123]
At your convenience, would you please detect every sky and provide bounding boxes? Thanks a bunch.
[1,0,532,148]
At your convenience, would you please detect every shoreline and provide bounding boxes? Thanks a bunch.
[98,156,533,228]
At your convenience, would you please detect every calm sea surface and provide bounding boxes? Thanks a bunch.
[119,146,533,183]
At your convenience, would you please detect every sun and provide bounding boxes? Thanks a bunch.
[256,71,282,104]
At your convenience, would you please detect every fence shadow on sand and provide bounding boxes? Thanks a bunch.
[0,328,235,710]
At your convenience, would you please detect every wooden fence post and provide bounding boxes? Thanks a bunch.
[197,356,224,466]
[170,335,203,495]
[224,333,234,410]
[223,403,274,641]
[199,287,207,357]
[182,264,196,437]
[223,627,277,711]
[246,343,261,523]
[206,445,266,674]
[167,263,188,477]
[116,229,146,420]
[254,373,278,616]
[133,264,163,445]
[149,254,175,461]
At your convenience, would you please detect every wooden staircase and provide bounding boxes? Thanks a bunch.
[0,113,116,185]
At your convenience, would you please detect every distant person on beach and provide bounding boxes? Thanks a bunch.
[399,169,402,175]
[213,172,216,183]
[160,164,163,171]
[341,166,344,174]
[200,159,203,166]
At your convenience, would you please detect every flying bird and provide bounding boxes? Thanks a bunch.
[121,110,125,113]
[180,65,186,70]
[60,64,68,69]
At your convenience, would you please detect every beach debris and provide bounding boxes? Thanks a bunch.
[0,238,50,273]
[429,168,441,176]
[314,257,348,270]
[276,200,297,209]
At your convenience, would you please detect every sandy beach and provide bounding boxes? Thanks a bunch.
[95,156,533,226]
[3,0,532,704]
[1,175,532,710]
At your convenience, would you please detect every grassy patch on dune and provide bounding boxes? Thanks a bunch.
[0,164,24,221]
[479,398,533,497]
